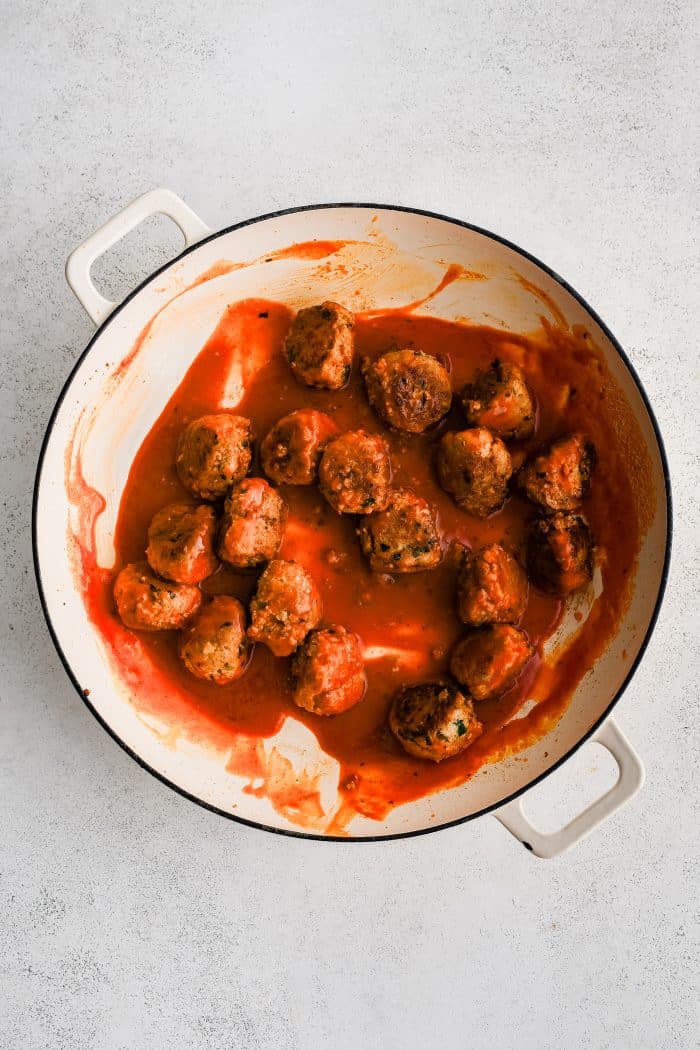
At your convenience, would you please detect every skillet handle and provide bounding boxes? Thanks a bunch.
[65,188,212,326]
[493,718,644,859]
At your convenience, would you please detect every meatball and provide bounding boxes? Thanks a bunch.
[526,512,594,596]
[437,427,513,517]
[319,430,392,515]
[389,681,482,762]
[357,488,442,573]
[113,561,201,632]
[458,543,528,626]
[260,409,338,486]
[518,433,596,512]
[218,478,286,569]
[461,360,535,440]
[363,349,452,433]
[176,414,253,501]
[178,596,250,684]
[291,626,366,715]
[450,625,534,702]
[248,560,323,656]
[145,502,219,584]
[284,301,355,389]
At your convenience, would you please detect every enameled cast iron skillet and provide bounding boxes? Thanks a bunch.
[33,190,671,856]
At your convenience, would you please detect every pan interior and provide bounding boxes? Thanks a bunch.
[34,205,669,838]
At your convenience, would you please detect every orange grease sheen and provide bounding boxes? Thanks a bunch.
[83,298,642,823]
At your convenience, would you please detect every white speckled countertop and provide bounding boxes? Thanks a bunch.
[2,2,698,1047]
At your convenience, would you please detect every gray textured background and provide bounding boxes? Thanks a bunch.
[2,1,699,1048]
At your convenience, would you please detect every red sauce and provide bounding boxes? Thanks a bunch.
[76,295,648,828]
[265,240,348,261]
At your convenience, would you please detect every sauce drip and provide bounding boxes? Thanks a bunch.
[78,297,644,827]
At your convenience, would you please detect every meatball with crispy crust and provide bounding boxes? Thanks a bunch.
[363,348,452,433]
[260,409,338,486]
[248,560,323,656]
[178,596,250,684]
[450,625,534,701]
[176,414,253,501]
[319,430,392,515]
[437,427,513,517]
[146,502,219,584]
[458,543,528,626]
[389,681,482,762]
[284,301,355,389]
[357,488,442,573]
[461,359,535,440]
[291,626,366,716]
[114,561,201,632]
[219,478,286,569]
[526,512,594,596]
[519,433,596,512]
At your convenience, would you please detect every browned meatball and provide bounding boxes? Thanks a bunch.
[461,360,535,440]
[247,560,323,656]
[389,681,482,762]
[356,488,442,573]
[284,301,355,389]
[363,349,452,433]
[219,478,286,569]
[458,543,528,626]
[178,596,250,684]
[260,409,338,486]
[450,625,534,701]
[291,626,366,715]
[437,427,513,517]
[319,430,392,515]
[145,502,219,584]
[176,414,253,501]
[518,433,596,512]
[113,561,201,632]
[526,512,594,596]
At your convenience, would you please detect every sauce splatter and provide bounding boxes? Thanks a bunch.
[264,240,349,262]
[363,263,486,316]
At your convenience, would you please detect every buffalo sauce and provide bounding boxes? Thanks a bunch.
[82,297,646,825]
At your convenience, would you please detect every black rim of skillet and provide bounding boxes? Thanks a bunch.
[32,202,673,846]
